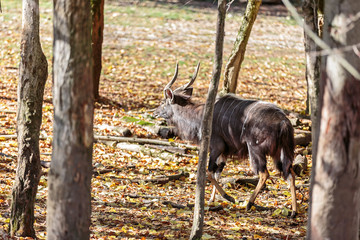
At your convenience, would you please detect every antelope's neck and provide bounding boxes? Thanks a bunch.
[172,103,204,143]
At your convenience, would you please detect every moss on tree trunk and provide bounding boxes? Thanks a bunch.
[9,0,48,237]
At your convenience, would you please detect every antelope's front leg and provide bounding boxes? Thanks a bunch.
[208,172,220,204]
[208,155,226,204]
[207,171,235,203]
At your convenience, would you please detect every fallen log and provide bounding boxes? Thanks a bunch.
[294,130,311,146]
[235,177,260,187]
[293,154,308,176]
[219,177,260,188]
[94,135,198,151]
[114,142,177,160]
[144,144,186,155]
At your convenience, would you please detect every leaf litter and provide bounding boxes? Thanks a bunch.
[0,0,310,239]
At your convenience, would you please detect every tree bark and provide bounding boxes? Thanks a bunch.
[189,1,226,239]
[222,0,261,94]
[302,0,321,159]
[9,0,48,237]
[91,0,104,101]
[307,0,360,238]
[46,0,93,239]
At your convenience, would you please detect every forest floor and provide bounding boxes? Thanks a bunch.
[0,0,311,239]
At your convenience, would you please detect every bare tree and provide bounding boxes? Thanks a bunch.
[190,0,226,239]
[9,0,48,237]
[91,0,104,100]
[46,0,93,239]
[222,0,261,94]
[307,0,360,238]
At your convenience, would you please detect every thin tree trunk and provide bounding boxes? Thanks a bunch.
[302,0,321,161]
[222,0,261,94]
[47,0,93,239]
[91,0,104,100]
[307,0,360,238]
[189,1,226,239]
[9,0,48,237]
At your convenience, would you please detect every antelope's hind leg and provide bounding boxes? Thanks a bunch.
[246,143,269,211]
[288,167,297,218]
[246,169,269,211]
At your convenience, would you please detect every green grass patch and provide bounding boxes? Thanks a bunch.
[122,116,154,126]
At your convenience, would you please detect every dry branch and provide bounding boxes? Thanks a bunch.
[92,165,136,176]
[130,171,189,184]
[0,135,47,140]
[0,109,16,114]
[125,194,161,199]
[111,171,190,185]
[162,201,223,212]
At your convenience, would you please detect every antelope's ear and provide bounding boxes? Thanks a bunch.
[165,89,174,102]
[182,87,193,97]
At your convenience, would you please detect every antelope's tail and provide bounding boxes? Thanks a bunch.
[279,119,295,179]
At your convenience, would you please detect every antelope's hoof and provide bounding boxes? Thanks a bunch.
[246,202,254,211]
[223,194,235,203]
[289,211,297,218]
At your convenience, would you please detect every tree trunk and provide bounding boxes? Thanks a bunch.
[302,0,321,159]
[189,1,226,239]
[307,0,360,238]
[91,0,104,100]
[222,0,261,94]
[47,0,93,239]
[9,0,48,237]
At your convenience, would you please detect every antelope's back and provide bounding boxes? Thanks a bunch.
[211,94,291,156]
[211,95,256,156]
